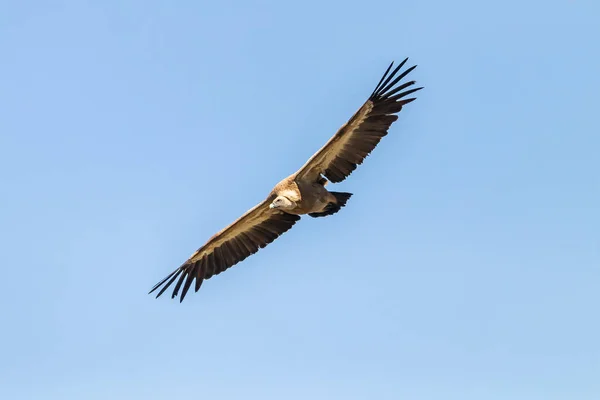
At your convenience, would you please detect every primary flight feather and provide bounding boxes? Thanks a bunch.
[150,58,423,302]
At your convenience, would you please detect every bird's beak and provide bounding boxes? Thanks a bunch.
[269,203,275,209]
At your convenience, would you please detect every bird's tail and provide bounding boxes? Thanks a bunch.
[308,192,353,218]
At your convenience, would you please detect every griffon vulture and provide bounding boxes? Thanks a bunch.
[150,58,423,302]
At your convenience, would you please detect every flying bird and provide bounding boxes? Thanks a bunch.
[150,58,423,302]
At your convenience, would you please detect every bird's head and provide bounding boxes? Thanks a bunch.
[269,196,295,210]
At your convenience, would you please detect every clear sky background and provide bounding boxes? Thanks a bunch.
[1,1,599,399]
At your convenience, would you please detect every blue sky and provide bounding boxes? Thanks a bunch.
[1,1,599,399]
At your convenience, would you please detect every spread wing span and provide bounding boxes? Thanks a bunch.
[294,58,422,184]
[149,198,301,302]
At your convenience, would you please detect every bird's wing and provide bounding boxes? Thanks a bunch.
[149,197,301,302]
[293,59,422,184]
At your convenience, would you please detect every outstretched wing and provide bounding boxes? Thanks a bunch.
[294,58,422,184]
[149,197,301,302]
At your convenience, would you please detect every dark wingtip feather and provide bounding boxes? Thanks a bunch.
[389,86,424,102]
[148,268,178,295]
[370,61,395,98]
[154,268,184,298]
[369,60,420,102]
[179,264,198,302]
[369,58,408,98]
[400,97,417,105]
[376,66,417,99]
[171,268,188,299]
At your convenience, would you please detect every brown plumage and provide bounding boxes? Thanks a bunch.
[149,58,423,302]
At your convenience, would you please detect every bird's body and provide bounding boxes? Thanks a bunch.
[150,58,423,302]
[269,175,342,216]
